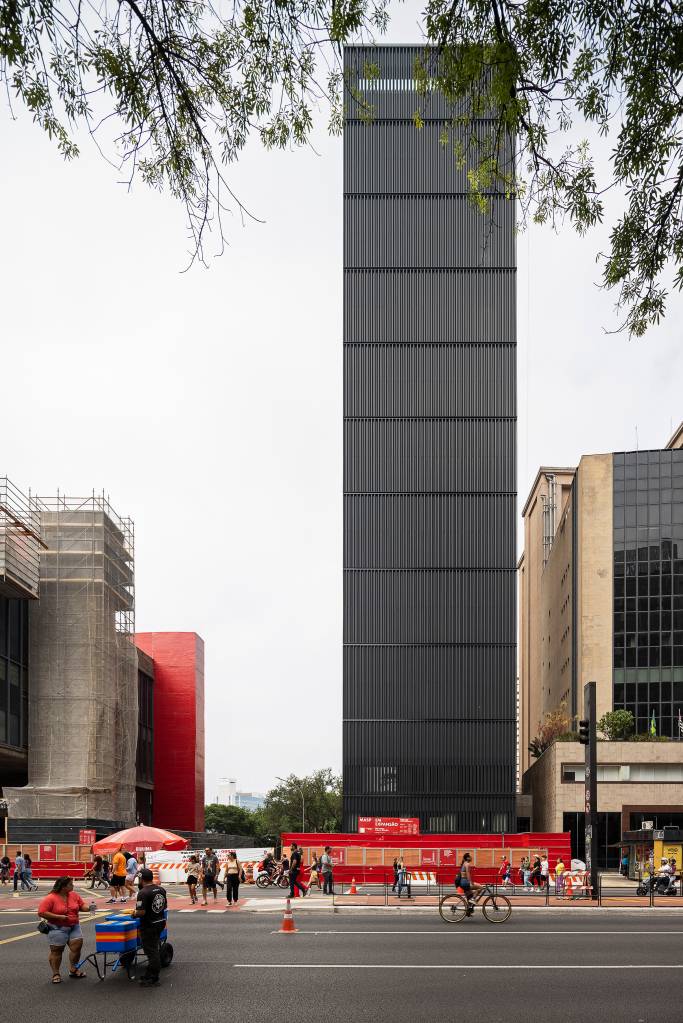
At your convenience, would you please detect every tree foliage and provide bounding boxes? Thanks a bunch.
[259,768,342,836]
[204,802,257,836]
[528,702,572,759]
[3,1,682,332]
[597,709,635,741]
[203,768,342,844]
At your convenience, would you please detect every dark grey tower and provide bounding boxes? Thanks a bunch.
[343,45,516,832]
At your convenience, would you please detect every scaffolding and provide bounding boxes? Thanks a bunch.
[5,492,138,826]
[0,477,43,600]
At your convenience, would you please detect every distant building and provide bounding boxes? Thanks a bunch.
[0,480,206,843]
[216,778,265,811]
[519,422,683,867]
[136,632,205,833]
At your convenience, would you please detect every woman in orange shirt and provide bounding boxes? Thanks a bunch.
[38,876,96,984]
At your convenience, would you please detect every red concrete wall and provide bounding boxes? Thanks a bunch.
[135,632,205,832]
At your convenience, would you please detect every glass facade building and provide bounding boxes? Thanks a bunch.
[342,45,517,832]
[613,449,683,735]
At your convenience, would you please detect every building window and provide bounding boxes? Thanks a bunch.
[563,762,683,783]
[136,669,154,786]
[613,449,683,735]
[0,596,29,750]
[563,812,621,869]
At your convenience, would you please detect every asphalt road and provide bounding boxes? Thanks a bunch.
[2,905,683,1022]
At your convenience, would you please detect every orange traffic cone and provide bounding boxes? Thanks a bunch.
[347,877,358,895]
[279,898,298,933]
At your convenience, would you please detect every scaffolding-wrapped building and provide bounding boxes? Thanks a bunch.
[4,493,138,828]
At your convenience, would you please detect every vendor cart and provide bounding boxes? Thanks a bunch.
[77,912,173,981]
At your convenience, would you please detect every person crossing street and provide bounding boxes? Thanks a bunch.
[288,843,307,899]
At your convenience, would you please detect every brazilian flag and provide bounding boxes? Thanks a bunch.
[650,710,657,737]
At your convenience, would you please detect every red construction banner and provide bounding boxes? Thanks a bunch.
[357,817,420,836]
[79,829,96,846]
[39,844,57,861]
[330,848,346,866]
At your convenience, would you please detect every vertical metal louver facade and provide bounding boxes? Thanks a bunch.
[343,46,517,833]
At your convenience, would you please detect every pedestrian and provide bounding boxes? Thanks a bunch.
[519,856,529,886]
[124,851,139,898]
[23,854,38,891]
[523,861,532,890]
[107,844,129,903]
[225,850,243,906]
[90,855,104,890]
[540,854,549,890]
[289,842,307,898]
[555,856,566,896]
[498,855,512,887]
[102,858,111,885]
[185,855,200,904]
[321,846,334,895]
[0,854,11,885]
[530,856,542,890]
[201,847,220,905]
[133,868,168,987]
[37,876,96,984]
[391,857,399,893]
[620,851,629,878]
[396,858,412,899]
[308,852,321,890]
[13,849,29,892]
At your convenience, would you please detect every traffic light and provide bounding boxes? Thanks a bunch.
[579,718,590,745]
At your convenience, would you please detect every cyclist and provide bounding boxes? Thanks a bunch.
[456,853,482,913]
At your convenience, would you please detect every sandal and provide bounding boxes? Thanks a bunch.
[52,975,62,984]
[69,970,86,979]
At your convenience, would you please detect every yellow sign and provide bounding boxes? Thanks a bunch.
[653,840,682,866]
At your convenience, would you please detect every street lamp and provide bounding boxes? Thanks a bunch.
[276,776,305,832]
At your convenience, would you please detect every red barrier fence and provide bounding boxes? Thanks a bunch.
[281,831,573,887]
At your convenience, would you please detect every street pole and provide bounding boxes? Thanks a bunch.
[580,681,598,900]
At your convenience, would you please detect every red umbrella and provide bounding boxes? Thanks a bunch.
[91,824,188,855]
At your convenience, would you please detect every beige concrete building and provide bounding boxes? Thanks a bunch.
[525,741,683,835]
[519,424,683,864]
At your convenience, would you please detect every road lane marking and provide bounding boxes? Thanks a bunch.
[234,964,683,970]
[271,929,683,936]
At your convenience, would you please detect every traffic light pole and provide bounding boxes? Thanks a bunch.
[583,681,598,900]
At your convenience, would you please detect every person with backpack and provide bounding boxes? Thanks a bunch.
[321,846,334,895]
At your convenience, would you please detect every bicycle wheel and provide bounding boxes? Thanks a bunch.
[438,893,468,924]
[482,893,512,923]
[255,874,269,889]
[278,874,290,889]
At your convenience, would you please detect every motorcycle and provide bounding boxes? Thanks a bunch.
[636,874,679,897]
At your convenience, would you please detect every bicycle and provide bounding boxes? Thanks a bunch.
[438,885,512,924]
[255,869,289,890]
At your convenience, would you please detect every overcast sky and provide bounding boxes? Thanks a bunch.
[2,4,682,800]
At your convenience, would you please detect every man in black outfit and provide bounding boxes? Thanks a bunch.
[134,868,168,987]
[289,843,307,899]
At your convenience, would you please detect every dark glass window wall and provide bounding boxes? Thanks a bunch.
[0,596,29,749]
[613,449,683,735]
[136,669,154,785]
